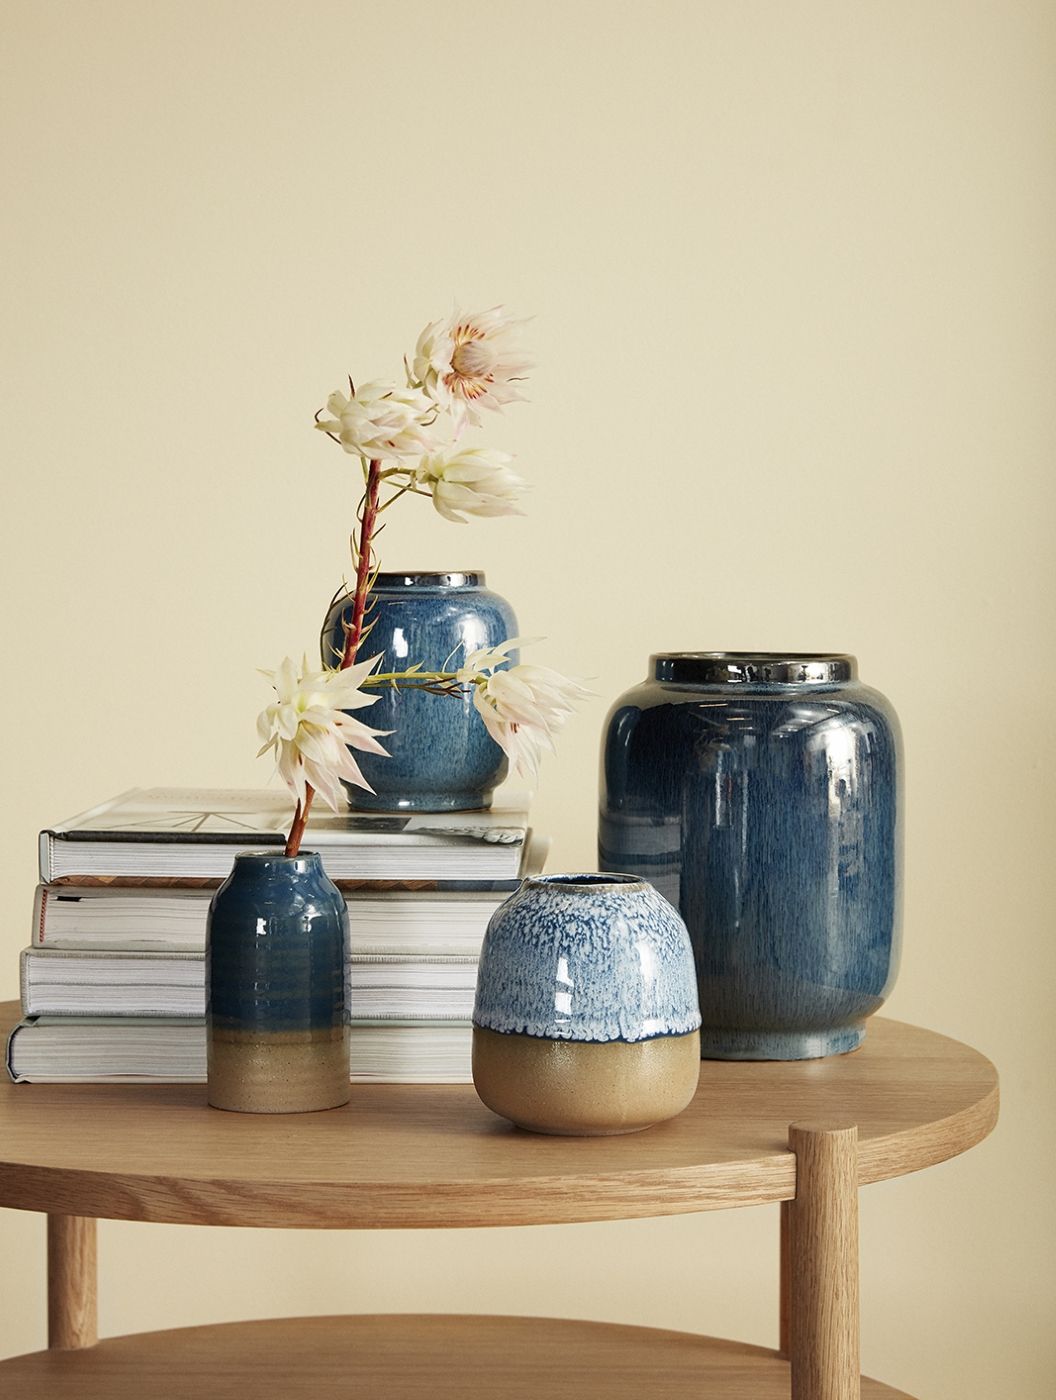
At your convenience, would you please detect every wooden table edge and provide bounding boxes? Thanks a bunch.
[0,1083,997,1227]
[0,1014,1000,1228]
[0,1313,922,1397]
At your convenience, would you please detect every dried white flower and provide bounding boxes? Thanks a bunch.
[256,654,389,810]
[315,381,440,464]
[416,446,527,524]
[412,306,531,425]
[458,639,590,781]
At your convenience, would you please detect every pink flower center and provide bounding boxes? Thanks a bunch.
[451,337,496,379]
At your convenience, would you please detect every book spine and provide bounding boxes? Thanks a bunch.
[38,831,52,884]
[4,1022,23,1084]
[18,948,30,1014]
[33,886,47,947]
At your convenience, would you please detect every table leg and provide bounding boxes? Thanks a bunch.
[779,1198,792,1354]
[786,1123,860,1400]
[47,1214,98,1349]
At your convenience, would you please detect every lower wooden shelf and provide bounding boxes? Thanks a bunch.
[0,1313,917,1398]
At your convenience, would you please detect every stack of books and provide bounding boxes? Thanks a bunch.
[7,787,547,1085]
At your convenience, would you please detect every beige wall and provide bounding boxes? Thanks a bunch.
[1,1,1053,1394]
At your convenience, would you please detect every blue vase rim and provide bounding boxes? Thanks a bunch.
[651,652,857,685]
[524,872,649,894]
[230,850,324,873]
[370,571,486,589]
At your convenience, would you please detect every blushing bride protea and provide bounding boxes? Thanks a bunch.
[412,306,532,425]
[416,446,527,523]
[314,380,440,463]
[256,654,390,811]
[262,301,586,858]
[458,639,591,781]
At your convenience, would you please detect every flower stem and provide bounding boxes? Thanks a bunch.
[362,669,463,687]
[284,796,312,857]
[342,458,384,668]
[377,479,426,512]
[287,458,384,857]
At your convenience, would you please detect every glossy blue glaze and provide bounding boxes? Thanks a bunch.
[598,654,902,1059]
[206,851,349,1035]
[473,873,702,1043]
[321,571,518,812]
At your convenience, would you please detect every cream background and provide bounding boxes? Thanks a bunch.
[1,1,1053,1394]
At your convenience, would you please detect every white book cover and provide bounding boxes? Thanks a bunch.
[39,787,534,883]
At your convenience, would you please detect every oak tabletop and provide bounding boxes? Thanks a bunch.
[0,1004,998,1229]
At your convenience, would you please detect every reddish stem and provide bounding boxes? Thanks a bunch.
[342,458,384,668]
[286,459,384,858]
[284,796,311,857]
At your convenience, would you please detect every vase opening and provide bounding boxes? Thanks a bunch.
[651,653,857,685]
[230,850,323,875]
[526,872,647,893]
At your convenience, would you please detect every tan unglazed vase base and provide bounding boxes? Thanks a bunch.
[472,1026,701,1136]
[207,1027,351,1114]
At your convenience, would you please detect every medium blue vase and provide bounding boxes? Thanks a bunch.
[206,851,350,1112]
[321,571,518,812]
[599,653,903,1060]
[472,873,701,1134]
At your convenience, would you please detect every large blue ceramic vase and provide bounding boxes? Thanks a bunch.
[599,653,902,1060]
[321,571,518,812]
[206,851,350,1112]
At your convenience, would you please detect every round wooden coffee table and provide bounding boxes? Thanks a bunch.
[0,1005,998,1398]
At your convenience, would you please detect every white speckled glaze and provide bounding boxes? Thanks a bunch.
[472,873,702,1043]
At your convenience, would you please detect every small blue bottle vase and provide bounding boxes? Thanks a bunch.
[472,873,702,1135]
[599,653,903,1060]
[321,571,518,813]
[206,851,350,1112]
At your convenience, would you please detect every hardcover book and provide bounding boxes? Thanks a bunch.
[20,948,480,1019]
[6,1016,473,1084]
[39,787,532,884]
[31,880,538,954]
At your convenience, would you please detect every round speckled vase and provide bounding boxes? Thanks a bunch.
[599,653,903,1061]
[321,571,518,812]
[472,874,702,1136]
[206,851,350,1113]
